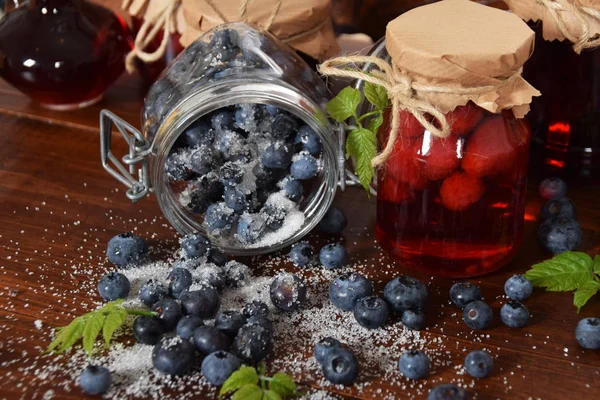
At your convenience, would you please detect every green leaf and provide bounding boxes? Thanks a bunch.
[220,367,259,398]
[82,312,105,355]
[47,317,86,354]
[232,384,263,400]
[367,113,384,136]
[102,307,128,347]
[326,87,361,122]
[363,82,389,111]
[593,255,600,274]
[269,373,297,397]
[346,127,377,192]
[525,252,595,291]
[263,390,282,400]
[574,281,600,312]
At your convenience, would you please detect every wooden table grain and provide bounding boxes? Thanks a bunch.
[0,75,599,400]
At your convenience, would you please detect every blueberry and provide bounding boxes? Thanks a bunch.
[224,187,247,214]
[201,351,241,386]
[237,213,266,243]
[318,207,347,235]
[189,146,215,176]
[152,337,196,376]
[154,87,180,122]
[261,203,287,230]
[181,232,211,259]
[210,29,239,62]
[184,124,213,150]
[168,267,193,298]
[253,163,284,191]
[227,147,253,164]
[270,273,307,311]
[449,282,482,308]
[242,301,270,319]
[188,174,225,214]
[283,178,304,202]
[353,296,389,329]
[223,261,250,288]
[265,105,281,116]
[399,350,430,380]
[179,287,221,318]
[427,384,468,400]
[464,350,493,378]
[383,276,428,314]
[204,203,237,233]
[214,310,247,338]
[329,272,373,311]
[290,153,319,180]
[153,298,183,331]
[402,308,427,330]
[500,301,529,328]
[195,264,226,291]
[314,337,342,365]
[193,325,231,356]
[320,347,359,385]
[176,316,204,340]
[295,125,322,156]
[538,217,582,254]
[271,113,299,141]
[540,197,577,220]
[166,149,193,181]
[79,365,111,395]
[319,243,349,269]
[539,177,567,200]
[261,142,293,169]
[289,241,315,267]
[133,316,164,345]
[97,272,130,301]
[217,130,244,158]
[575,317,600,349]
[139,279,168,307]
[504,274,533,301]
[208,248,228,267]
[234,104,256,129]
[183,40,210,64]
[463,300,493,330]
[106,233,148,268]
[232,324,272,364]
[219,162,244,186]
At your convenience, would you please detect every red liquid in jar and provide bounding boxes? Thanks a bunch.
[375,106,531,277]
[0,0,132,109]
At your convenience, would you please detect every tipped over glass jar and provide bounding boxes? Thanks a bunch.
[100,22,340,256]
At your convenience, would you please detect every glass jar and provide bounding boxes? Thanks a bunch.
[356,40,532,277]
[524,22,600,183]
[100,22,340,256]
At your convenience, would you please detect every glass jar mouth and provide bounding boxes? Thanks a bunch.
[150,77,339,256]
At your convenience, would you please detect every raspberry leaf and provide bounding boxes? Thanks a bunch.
[346,127,377,192]
[269,373,298,397]
[326,87,361,123]
[102,307,128,347]
[219,366,259,398]
[525,252,595,291]
[364,82,389,111]
[82,312,105,355]
[47,317,85,354]
[263,390,283,400]
[232,384,263,400]
[593,255,600,274]
[367,113,384,136]
[574,281,600,313]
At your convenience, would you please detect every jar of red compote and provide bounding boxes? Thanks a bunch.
[344,0,539,277]
[99,22,340,256]
[504,0,600,183]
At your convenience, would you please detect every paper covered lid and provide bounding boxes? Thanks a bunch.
[385,0,540,117]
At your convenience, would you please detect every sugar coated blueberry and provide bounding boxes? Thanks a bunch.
[290,153,318,180]
[232,324,272,364]
[261,142,293,169]
[214,310,247,338]
[152,337,196,376]
[139,279,168,307]
[237,213,266,243]
[167,267,193,298]
[329,272,373,311]
[181,232,211,259]
[106,233,148,268]
[295,125,322,156]
[201,351,241,386]
[270,273,307,311]
[289,241,315,267]
[97,272,130,301]
[180,287,221,319]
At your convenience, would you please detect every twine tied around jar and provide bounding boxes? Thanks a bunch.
[123,0,182,73]
[201,0,332,44]
[537,0,600,53]
[318,56,525,168]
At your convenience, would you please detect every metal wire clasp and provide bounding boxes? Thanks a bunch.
[99,110,152,202]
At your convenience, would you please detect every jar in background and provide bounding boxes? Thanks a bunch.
[524,22,600,183]
[100,22,339,256]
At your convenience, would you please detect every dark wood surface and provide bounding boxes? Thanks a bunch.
[0,74,599,400]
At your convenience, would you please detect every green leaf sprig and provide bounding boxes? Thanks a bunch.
[525,252,600,312]
[47,299,155,355]
[326,82,390,192]
[219,364,301,400]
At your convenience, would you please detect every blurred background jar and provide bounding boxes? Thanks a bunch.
[0,0,132,110]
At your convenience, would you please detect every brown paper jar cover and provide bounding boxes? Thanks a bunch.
[385,0,540,117]
[180,0,340,61]
[124,0,187,35]
[504,0,600,44]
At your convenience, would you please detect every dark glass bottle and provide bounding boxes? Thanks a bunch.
[0,0,132,110]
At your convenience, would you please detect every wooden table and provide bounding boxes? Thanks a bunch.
[0,75,599,400]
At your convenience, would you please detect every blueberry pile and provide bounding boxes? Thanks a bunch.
[537,177,582,254]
